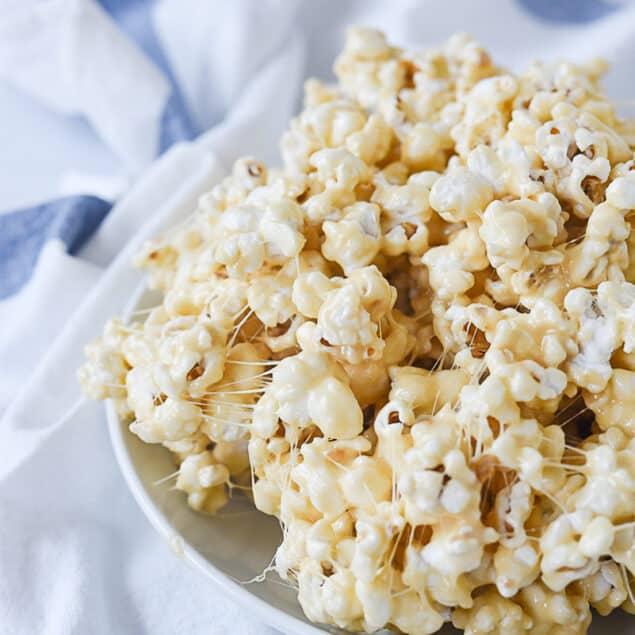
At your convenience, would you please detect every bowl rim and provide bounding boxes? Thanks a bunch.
[106,283,325,635]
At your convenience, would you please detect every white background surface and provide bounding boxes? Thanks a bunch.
[3,1,635,633]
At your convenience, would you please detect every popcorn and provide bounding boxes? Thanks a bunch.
[480,194,564,270]
[451,75,518,158]
[577,561,628,616]
[296,265,397,364]
[78,319,131,411]
[389,366,469,414]
[130,396,202,444]
[206,157,268,210]
[565,202,629,286]
[401,122,449,171]
[571,435,635,521]
[422,224,489,301]
[281,98,367,172]
[334,27,403,111]
[565,281,635,392]
[321,202,382,273]
[556,153,610,218]
[429,167,493,223]
[154,317,227,398]
[516,582,591,633]
[79,27,635,635]
[175,451,230,513]
[303,148,371,222]
[213,199,306,277]
[347,113,394,165]
[493,541,540,598]
[540,510,604,591]
[372,169,436,257]
[255,351,363,440]
[452,588,533,634]
[584,369,635,436]
[606,170,635,209]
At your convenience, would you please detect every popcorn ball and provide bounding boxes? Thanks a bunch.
[80,27,635,635]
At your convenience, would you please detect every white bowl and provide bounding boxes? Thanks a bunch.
[107,286,635,635]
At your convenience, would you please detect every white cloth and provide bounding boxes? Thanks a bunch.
[0,0,170,210]
[3,1,635,633]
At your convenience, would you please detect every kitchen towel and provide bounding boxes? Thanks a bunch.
[2,1,635,633]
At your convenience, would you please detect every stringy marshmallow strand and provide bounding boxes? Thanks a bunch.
[78,26,635,635]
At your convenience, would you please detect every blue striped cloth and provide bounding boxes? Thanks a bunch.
[0,0,620,299]
[0,0,196,299]
[517,0,618,24]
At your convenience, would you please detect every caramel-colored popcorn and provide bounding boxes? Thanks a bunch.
[79,26,635,635]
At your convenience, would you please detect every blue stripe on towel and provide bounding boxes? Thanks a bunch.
[516,0,619,24]
[0,196,112,298]
[98,0,196,149]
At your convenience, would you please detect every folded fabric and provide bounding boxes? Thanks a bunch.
[0,0,194,295]
[3,1,635,634]
[0,196,111,298]
[0,0,172,167]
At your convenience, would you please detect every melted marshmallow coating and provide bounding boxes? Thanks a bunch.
[79,28,635,635]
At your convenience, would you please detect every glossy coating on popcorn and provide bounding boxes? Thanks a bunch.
[79,27,635,635]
